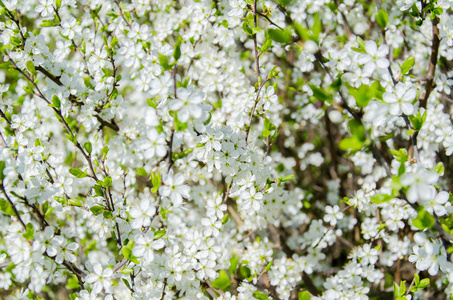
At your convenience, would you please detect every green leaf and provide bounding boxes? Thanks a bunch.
[376,9,389,29]
[239,265,251,279]
[221,213,229,224]
[311,13,321,43]
[254,291,271,300]
[121,267,133,275]
[90,205,105,215]
[66,276,80,289]
[309,84,331,103]
[229,254,239,274]
[174,41,181,61]
[264,261,273,271]
[298,291,311,300]
[69,168,88,178]
[23,223,34,239]
[51,95,61,109]
[122,278,131,289]
[348,119,366,142]
[211,270,231,290]
[339,137,363,151]
[40,20,57,27]
[68,198,83,207]
[412,208,435,230]
[154,229,166,239]
[348,84,373,108]
[261,38,272,53]
[158,53,171,70]
[103,176,112,187]
[93,185,104,197]
[433,162,445,176]
[0,161,6,180]
[0,199,14,216]
[418,278,430,289]
[103,210,113,219]
[56,0,62,9]
[150,172,161,193]
[371,194,393,204]
[101,146,109,159]
[400,56,415,74]
[280,174,294,182]
[26,61,35,74]
[136,167,147,176]
[268,29,292,44]
[84,141,92,154]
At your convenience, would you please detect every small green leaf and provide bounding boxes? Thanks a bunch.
[84,141,92,154]
[418,278,430,289]
[136,167,147,176]
[371,194,393,204]
[412,209,435,230]
[211,270,231,291]
[174,41,181,61]
[101,146,109,159]
[400,56,415,74]
[103,176,112,187]
[90,205,104,215]
[280,174,294,182]
[261,38,272,53]
[375,9,389,29]
[229,254,239,274]
[298,291,311,300]
[267,29,292,44]
[339,137,363,151]
[69,168,88,178]
[151,172,161,193]
[121,267,133,275]
[68,198,83,207]
[26,61,35,74]
[23,223,34,239]
[51,95,61,109]
[433,162,444,176]
[154,229,166,239]
[66,276,81,289]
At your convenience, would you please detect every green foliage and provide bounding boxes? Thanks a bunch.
[394,280,407,300]
[299,291,311,300]
[211,270,231,290]
[400,56,415,75]
[375,9,389,29]
[69,168,88,178]
[150,172,161,193]
[268,29,292,44]
[412,208,435,230]
[90,205,105,215]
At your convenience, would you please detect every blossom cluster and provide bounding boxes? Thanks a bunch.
[0,0,453,300]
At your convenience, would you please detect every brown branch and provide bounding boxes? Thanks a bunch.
[420,16,440,109]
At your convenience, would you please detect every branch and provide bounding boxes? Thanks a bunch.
[420,16,440,109]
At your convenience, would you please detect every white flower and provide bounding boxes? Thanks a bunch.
[85,263,113,294]
[323,205,344,226]
[358,244,379,265]
[35,0,54,17]
[129,199,157,229]
[168,87,206,123]
[239,187,263,215]
[159,171,190,206]
[357,41,390,72]
[383,82,417,115]
[400,167,439,203]
[206,193,227,220]
[423,188,449,217]
[132,231,165,263]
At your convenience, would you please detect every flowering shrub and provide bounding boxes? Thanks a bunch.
[1,0,453,299]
